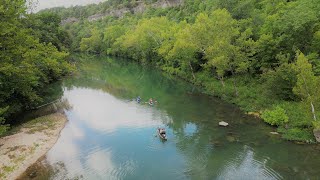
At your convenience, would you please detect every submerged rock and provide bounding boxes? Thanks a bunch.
[226,136,236,142]
[219,121,229,127]
[294,141,306,145]
[211,140,222,147]
[28,171,37,178]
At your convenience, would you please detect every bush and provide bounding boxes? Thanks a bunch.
[313,121,320,130]
[0,107,9,136]
[281,102,312,128]
[261,106,289,126]
[0,125,9,136]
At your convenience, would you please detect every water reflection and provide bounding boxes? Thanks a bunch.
[64,87,165,133]
[45,86,170,179]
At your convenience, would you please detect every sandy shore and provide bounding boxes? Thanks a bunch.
[0,113,67,180]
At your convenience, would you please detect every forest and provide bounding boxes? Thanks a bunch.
[0,0,73,134]
[43,0,320,142]
[2,0,320,142]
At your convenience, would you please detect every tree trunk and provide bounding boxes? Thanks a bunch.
[232,78,239,97]
[189,61,196,81]
[311,101,317,121]
[220,76,225,87]
[301,74,317,121]
[231,70,239,97]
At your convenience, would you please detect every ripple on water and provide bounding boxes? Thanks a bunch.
[217,146,283,180]
[110,159,138,179]
[147,135,168,152]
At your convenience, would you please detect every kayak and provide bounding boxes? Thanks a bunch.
[158,128,167,140]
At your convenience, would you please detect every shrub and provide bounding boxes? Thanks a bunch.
[261,106,289,126]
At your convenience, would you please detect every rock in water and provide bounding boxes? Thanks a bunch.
[219,121,229,127]
[270,132,279,135]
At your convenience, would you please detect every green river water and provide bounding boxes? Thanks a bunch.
[19,55,320,180]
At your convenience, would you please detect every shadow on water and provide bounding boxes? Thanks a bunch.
[19,54,320,180]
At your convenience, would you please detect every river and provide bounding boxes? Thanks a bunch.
[20,55,320,180]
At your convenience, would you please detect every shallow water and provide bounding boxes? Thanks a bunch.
[21,55,320,180]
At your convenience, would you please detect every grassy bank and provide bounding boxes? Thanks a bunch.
[191,72,317,143]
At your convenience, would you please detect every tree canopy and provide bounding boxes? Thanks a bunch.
[0,0,72,134]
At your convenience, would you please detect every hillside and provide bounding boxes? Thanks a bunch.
[41,0,183,24]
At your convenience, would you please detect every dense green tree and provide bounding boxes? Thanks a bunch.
[24,12,71,51]
[0,0,72,134]
[164,22,197,78]
[115,17,175,62]
[262,63,298,101]
[293,52,320,121]
[80,28,103,53]
[103,25,127,54]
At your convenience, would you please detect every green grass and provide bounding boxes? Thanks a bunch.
[2,166,15,173]
[13,155,26,164]
[0,165,16,180]
[278,127,315,143]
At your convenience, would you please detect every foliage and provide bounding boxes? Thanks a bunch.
[261,106,289,126]
[80,28,103,53]
[261,63,298,101]
[24,12,71,51]
[0,0,72,134]
[293,52,320,121]
[0,107,9,135]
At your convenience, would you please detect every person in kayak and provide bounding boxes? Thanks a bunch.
[159,128,166,134]
[158,128,167,140]
[148,98,153,105]
[136,96,141,103]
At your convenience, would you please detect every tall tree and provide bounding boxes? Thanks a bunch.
[293,52,320,121]
[80,27,103,53]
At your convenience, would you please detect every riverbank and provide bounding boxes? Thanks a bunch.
[189,73,318,143]
[0,113,67,179]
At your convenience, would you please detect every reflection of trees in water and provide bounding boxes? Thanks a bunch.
[22,98,72,121]
[49,161,84,180]
[18,159,84,180]
[163,93,285,179]
[64,54,193,105]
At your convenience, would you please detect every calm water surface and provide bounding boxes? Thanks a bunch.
[22,55,320,180]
